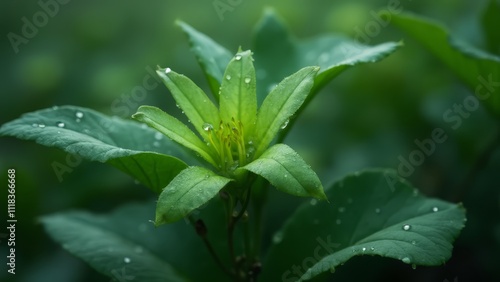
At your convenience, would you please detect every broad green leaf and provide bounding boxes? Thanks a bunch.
[155,166,232,225]
[254,67,319,157]
[40,211,188,282]
[0,106,188,193]
[239,144,326,200]
[260,170,466,282]
[253,9,402,102]
[42,201,231,282]
[177,21,233,99]
[219,49,257,137]
[156,67,220,138]
[392,13,500,115]
[482,0,500,54]
[133,105,217,167]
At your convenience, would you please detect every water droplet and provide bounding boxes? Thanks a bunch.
[402,224,411,231]
[284,174,288,178]
[411,264,416,270]
[56,122,65,128]
[165,68,171,74]
[124,257,131,263]
[32,123,38,127]
[153,141,160,147]
[202,123,214,132]
[362,247,366,252]
[336,219,341,225]
[272,232,283,244]
[375,208,381,214]
[432,207,439,212]
[225,75,231,80]
[370,247,375,251]
[411,240,416,245]
[235,55,242,61]
[244,77,251,84]
[38,124,46,128]
[141,123,148,129]
[338,207,346,213]
[310,199,318,206]
[280,119,289,130]
[75,111,84,119]
[402,257,411,264]
[52,105,59,110]
[154,132,163,140]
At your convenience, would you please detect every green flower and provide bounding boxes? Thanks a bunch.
[133,49,327,225]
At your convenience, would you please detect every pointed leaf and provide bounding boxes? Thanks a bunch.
[40,211,188,282]
[177,21,233,99]
[219,49,257,136]
[155,166,232,225]
[254,67,319,157]
[253,9,401,102]
[133,105,217,167]
[392,13,500,115]
[156,67,220,138]
[0,106,188,193]
[239,144,326,200]
[260,170,466,282]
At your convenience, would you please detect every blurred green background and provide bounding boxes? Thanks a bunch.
[1,0,499,281]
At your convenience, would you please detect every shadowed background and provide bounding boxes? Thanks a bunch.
[0,0,498,281]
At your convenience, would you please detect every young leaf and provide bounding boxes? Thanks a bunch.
[253,67,319,157]
[156,67,220,138]
[155,166,232,225]
[177,21,233,99]
[40,211,188,282]
[392,13,500,115]
[260,170,466,282]
[219,49,257,137]
[133,105,217,167]
[238,144,326,200]
[0,106,188,193]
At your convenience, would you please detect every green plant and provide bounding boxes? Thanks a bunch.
[0,10,466,282]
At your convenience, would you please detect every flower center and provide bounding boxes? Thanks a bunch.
[202,118,253,173]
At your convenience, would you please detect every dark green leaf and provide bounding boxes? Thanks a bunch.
[260,170,466,282]
[219,49,257,137]
[155,166,232,225]
[0,106,188,193]
[253,9,402,103]
[156,67,220,139]
[392,13,500,115]
[177,21,233,99]
[254,67,319,157]
[133,105,218,167]
[40,211,188,282]
[239,144,326,200]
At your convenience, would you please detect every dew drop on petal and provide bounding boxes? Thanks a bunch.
[280,119,289,130]
[56,122,65,128]
[123,257,131,263]
[226,75,231,80]
[165,68,171,74]
[402,224,411,231]
[32,123,38,127]
[75,111,84,119]
[202,123,214,132]
[244,77,251,84]
[432,207,439,212]
[38,124,46,128]
[235,55,242,61]
[154,132,163,140]
[402,257,411,264]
